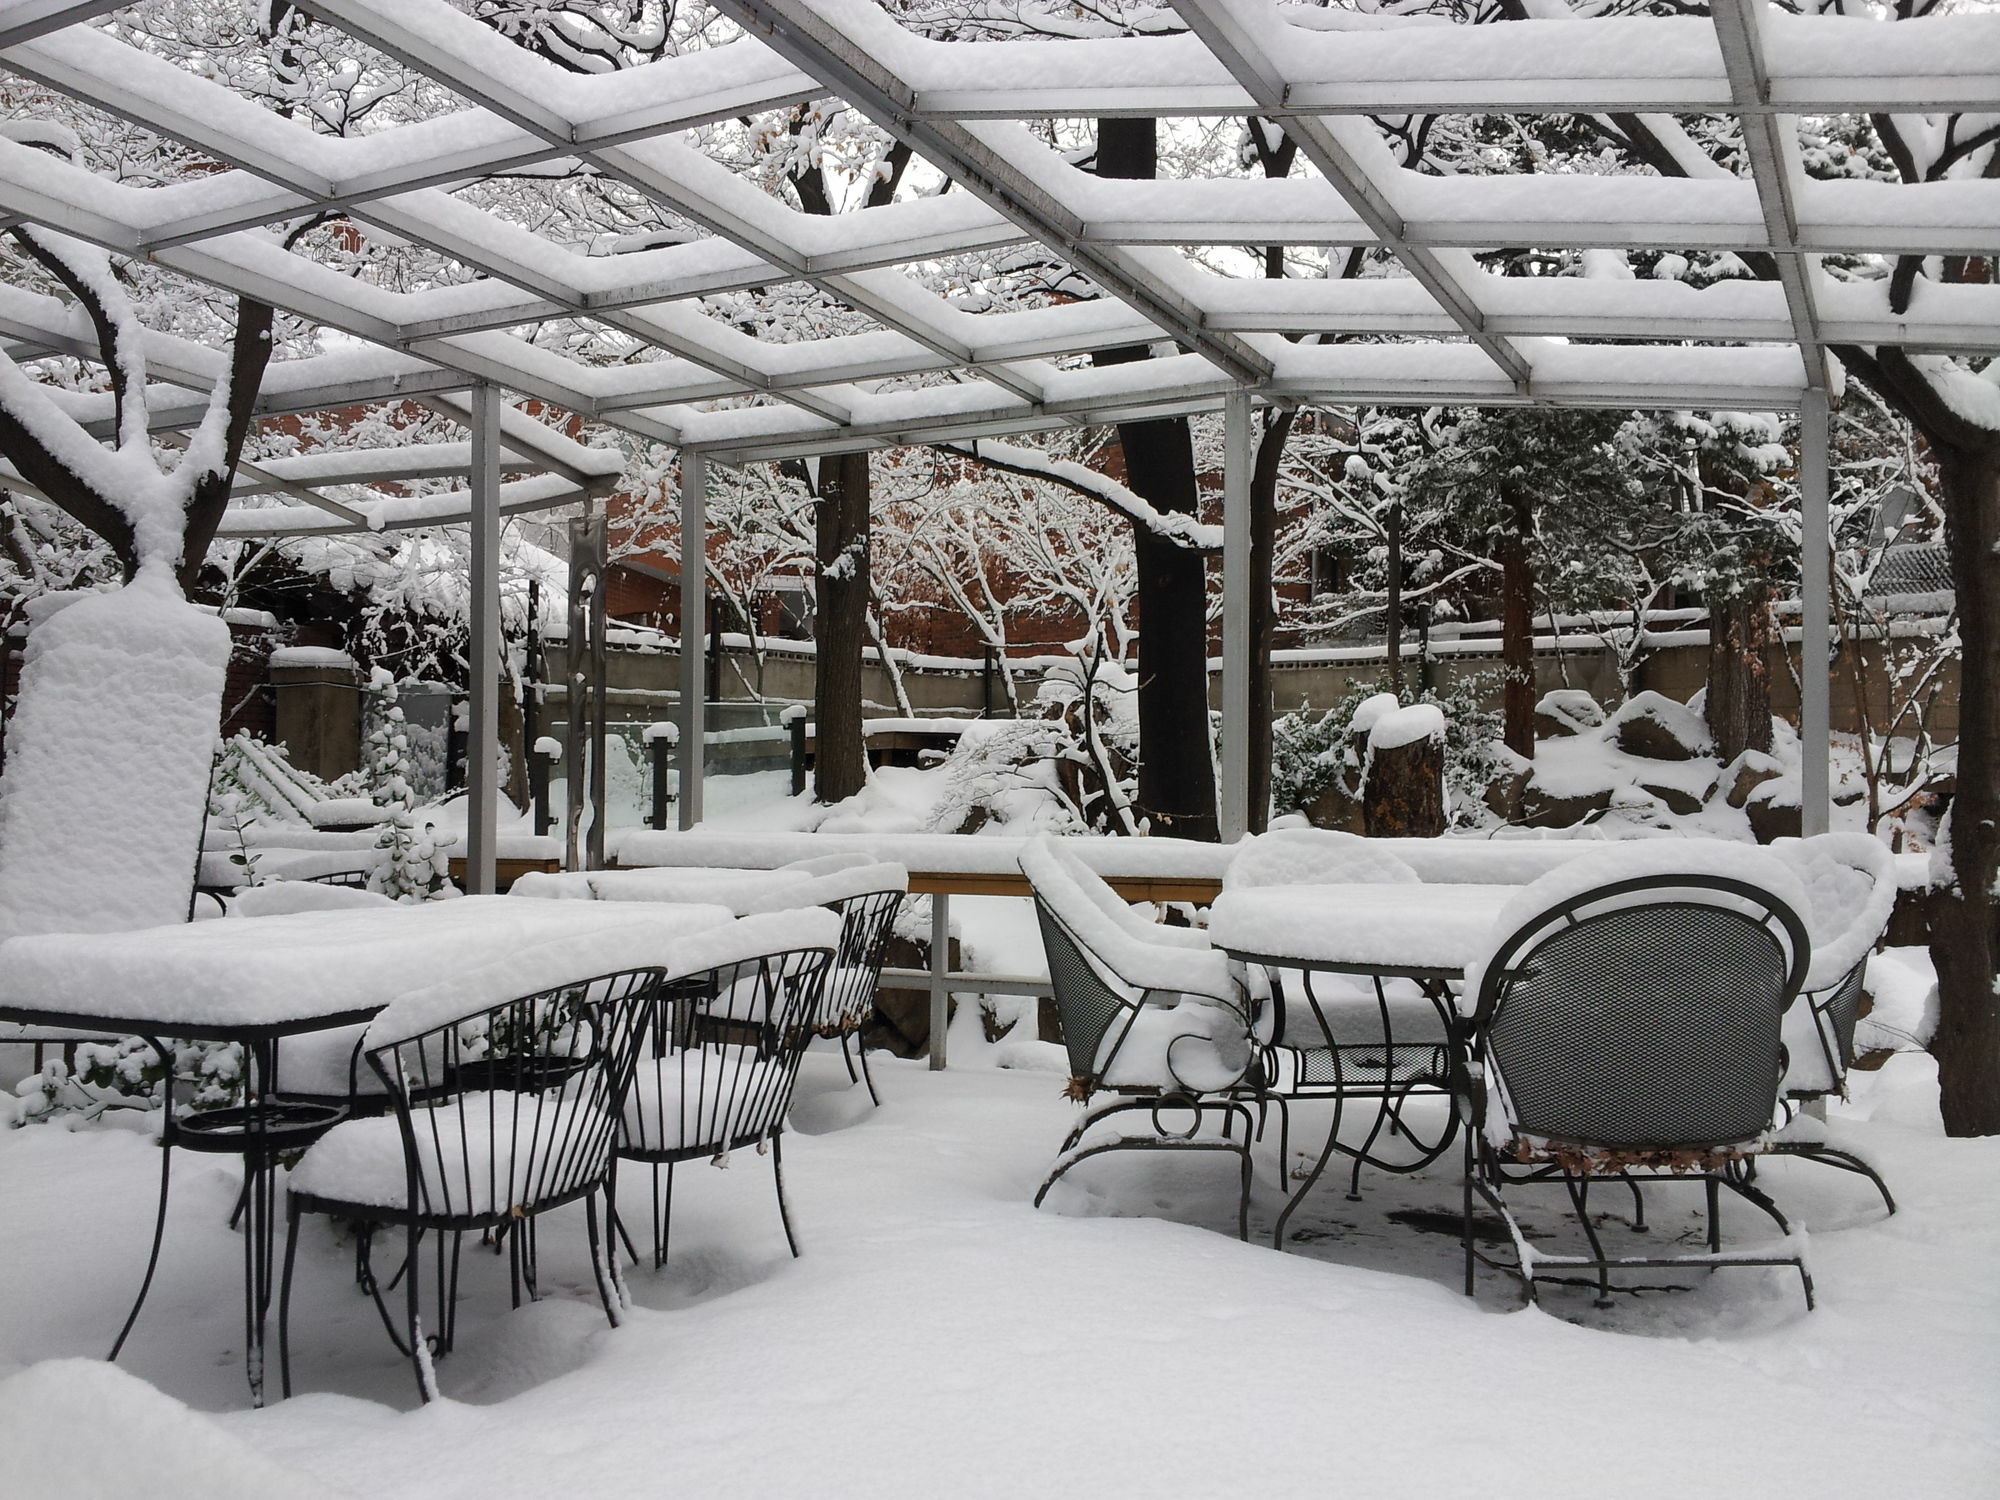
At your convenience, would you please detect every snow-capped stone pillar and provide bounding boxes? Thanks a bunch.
[1800,388,1830,837]
[465,382,501,895]
[678,447,707,830]
[1219,389,1253,842]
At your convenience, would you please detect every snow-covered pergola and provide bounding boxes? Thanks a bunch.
[4,0,1994,888]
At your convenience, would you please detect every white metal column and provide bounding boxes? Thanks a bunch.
[465,382,501,895]
[678,447,706,831]
[1219,389,1253,842]
[1800,389,1831,837]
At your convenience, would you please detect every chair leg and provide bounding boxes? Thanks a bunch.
[406,1224,437,1404]
[278,1197,302,1399]
[853,1034,882,1108]
[651,1162,677,1271]
[585,1192,622,1329]
[837,1031,860,1084]
[1562,1174,1615,1308]
[772,1134,800,1258]
[1773,1141,1897,1216]
[110,1132,175,1361]
[1622,1174,1649,1233]
[1706,1176,1723,1255]
[1461,1136,1477,1298]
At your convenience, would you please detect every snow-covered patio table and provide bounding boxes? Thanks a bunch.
[1208,883,1516,1243]
[0,895,734,1406]
[510,866,819,915]
[1208,883,1519,978]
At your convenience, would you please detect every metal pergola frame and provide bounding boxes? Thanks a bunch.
[5,0,1989,885]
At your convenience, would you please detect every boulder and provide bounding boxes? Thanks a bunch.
[1744,782,1803,843]
[1519,781,1613,828]
[1607,690,1714,761]
[1533,689,1604,739]
[1636,778,1710,816]
[1721,750,1784,809]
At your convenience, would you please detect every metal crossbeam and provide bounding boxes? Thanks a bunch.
[1167,0,1529,392]
[1714,0,1826,391]
[714,0,1275,387]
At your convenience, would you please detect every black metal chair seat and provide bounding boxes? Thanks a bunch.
[288,1094,614,1222]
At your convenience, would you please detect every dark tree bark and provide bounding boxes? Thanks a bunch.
[1363,732,1446,838]
[1498,479,1537,759]
[2,230,274,589]
[1841,343,2000,1137]
[1092,116,1219,841]
[785,122,909,805]
[1245,408,1293,835]
[813,450,871,804]
[1706,581,1776,763]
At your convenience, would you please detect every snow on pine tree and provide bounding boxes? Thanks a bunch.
[364,670,447,903]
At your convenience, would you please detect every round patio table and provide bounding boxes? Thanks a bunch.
[0,896,732,1405]
[1207,883,1517,1244]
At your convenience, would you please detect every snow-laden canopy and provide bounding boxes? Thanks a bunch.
[1,0,1993,525]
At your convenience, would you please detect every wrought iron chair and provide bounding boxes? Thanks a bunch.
[278,966,662,1401]
[739,860,907,1106]
[1021,839,1259,1241]
[613,928,835,1268]
[1462,865,1815,1311]
[1766,833,1900,1215]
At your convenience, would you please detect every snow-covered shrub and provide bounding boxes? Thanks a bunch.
[925,652,1143,836]
[7,1036,243,1127]
[363,671,448,902]
[1273,673,1506,830]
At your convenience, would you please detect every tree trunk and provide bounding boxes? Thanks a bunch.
[1499,480,1536,759]
[1928,443,2000,1137]
[1362,731,1445,838]
[1705,580,1776,763]
[1246,409,1293,835]
[813,450,870,804]
[1093,116,1218,841]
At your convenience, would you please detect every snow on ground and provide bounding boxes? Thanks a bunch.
[1,1047,1994,1498]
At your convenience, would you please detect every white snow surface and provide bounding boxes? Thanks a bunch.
[1367,702,1447,751]
[0,579,230,942]
[1224,828,1421,890]
[2,1045,1989,1495]
[1769,833,1900,993]
[1209,883,1516,971]
[0,897,731,1031]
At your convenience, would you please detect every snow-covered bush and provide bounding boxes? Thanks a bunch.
[363,671,448,902]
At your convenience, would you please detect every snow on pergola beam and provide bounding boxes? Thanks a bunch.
[0,0,1992,462]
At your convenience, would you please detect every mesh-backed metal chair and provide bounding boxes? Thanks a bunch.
[1463,870,1814,1311]
[279,967,661,1401]
[1766,834,1899,1215]
[613,938,834,1268]
[1021,840,1258,1241]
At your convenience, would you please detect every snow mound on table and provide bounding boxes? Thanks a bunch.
[0,579,229,940]
[363,902,742,1047]
[0,1359,350,1499]
[1225,828,1420,889]
[229,882,396,917]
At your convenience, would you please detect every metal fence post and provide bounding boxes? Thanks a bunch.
[929,892,950,1071]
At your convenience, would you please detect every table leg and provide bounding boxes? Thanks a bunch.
[109,1030,176,1361]
[928,893,949,1071]
[241,1038,277,1408]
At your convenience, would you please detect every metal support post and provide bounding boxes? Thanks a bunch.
[678,448,707,831]
[1219,389,1253,843]
[1800,389,1831,837]
[465,383,501,896]
[929,892,950,1071]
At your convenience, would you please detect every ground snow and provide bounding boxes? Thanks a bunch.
[0,1050,1992,1497]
